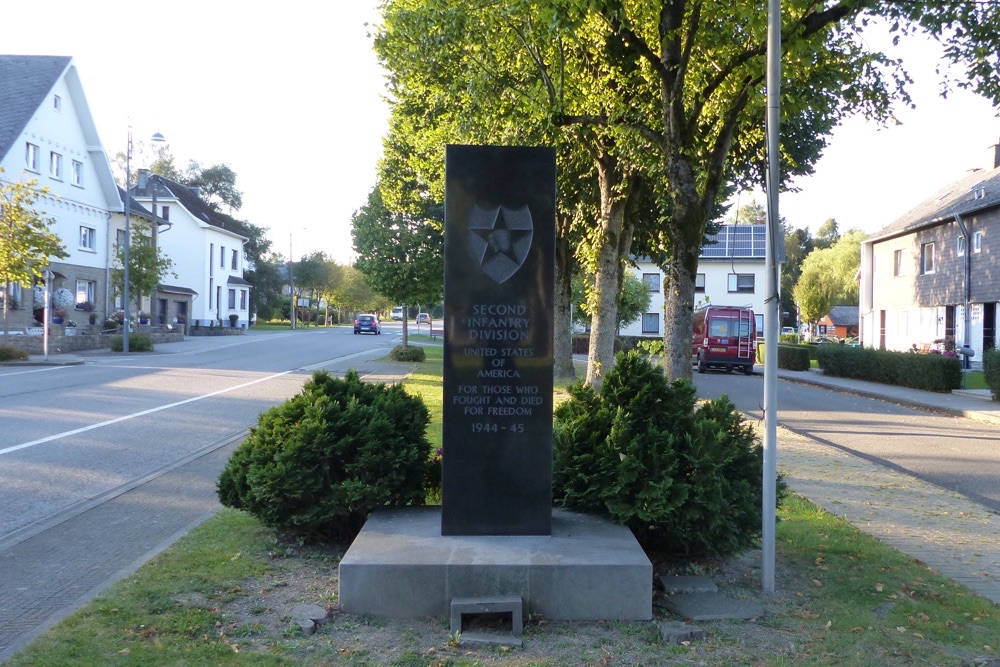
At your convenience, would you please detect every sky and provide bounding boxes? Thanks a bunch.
[5,3,998,262]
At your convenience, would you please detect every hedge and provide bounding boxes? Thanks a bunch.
[817,345,961,392]
[984,347,1000,402]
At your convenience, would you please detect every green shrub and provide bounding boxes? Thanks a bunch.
[217,370,432,541]
[817,345,961,392]
[984,347,1000,402]
[110,334,153,352]
[553,350,780,557]
[777,344,811,371]
[636,338,664,356]
[389,344,426,362]
[0,344,28,361]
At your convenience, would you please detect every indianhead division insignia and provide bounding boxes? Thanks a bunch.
[467,204,534,284]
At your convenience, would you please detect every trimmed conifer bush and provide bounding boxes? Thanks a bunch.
[553,351,779,556]
[389,344,426,362]
[110,334,153,352]
[0,345,28,361]
[217,370,432,541]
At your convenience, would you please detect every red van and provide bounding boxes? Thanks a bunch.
[691,305,756,375]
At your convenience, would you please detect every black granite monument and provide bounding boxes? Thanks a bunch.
[441,145,556,536]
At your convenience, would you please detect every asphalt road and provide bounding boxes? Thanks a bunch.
[0,326,401,545]
[692,370,1000,513]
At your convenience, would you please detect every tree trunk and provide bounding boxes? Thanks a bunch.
[585,156,637,391]
[662,153,712,382]
[663,245,698,382]
[401,303,409,347]
[553,213,576,382]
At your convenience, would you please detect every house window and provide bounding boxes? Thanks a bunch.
[53,94,62,111]
[25,143,39,171]
[228,289,236,309]
[727,273,755,293]
[695,273,706,293]
[642,273,660,292]
[79,225,96,250]
[920,242,935,274]
[973,231,983,254]
[160,205,169,221]
[76,280,96,306]
[240,290,247,309]
[957,236,966,257]
[641,312,659,334]
[221,246,226,268]
[893,249,905,277]
[231,249,238,270]
[209,243,214,277]
[116,228,126,249]
[50,152,63,180]
[71,160,83,186]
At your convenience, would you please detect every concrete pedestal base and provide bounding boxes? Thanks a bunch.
[338,507,652,621]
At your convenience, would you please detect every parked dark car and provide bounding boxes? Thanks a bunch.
[354,314,381,335]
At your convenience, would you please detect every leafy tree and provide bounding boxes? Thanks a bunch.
[184,162,244,213]
[727,201,767,226]
[793,229,866,330]
[0,170,68,334]
[814,218,841,250]
[376,0,1000,387]
[333,264,388,317]
[780,225,814,328]
[111,218,175,314]
[351,185,443,347]
[574,270,652,333]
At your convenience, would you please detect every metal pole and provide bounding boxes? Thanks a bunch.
[289,233,296,330]
[43,271,51,360]
[762,0,782,593]
[122,127,132,354]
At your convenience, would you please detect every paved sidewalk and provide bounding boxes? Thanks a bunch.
[763,365,1000,605]
[771,366,1000,426]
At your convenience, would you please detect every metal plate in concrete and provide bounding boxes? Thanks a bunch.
[660,592,764,621]
[339,507,651,621]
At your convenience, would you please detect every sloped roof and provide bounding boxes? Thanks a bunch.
[0,55,71,162]
[132,174,248,239]
[826,305,859,327]
[117,186,155,222]
[869,165,1000,242]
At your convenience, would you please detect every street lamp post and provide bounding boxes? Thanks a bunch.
[123,128,133,353]
[289,233,296,330]
[122,129,166,353]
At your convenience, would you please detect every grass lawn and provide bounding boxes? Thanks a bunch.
[8,350,999,666]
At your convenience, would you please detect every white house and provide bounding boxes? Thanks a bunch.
[621,224,774,338]
[129,170,250,328]
[0,55,121,327]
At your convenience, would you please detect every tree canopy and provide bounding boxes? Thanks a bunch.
[111,217,175,314]
[375,0,1000,385]
[0,169,68,332]
[793,229,867,327]
[351,185,443,346]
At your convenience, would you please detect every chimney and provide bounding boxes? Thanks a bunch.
[994,139,1000,169]
[137,168,149,190]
